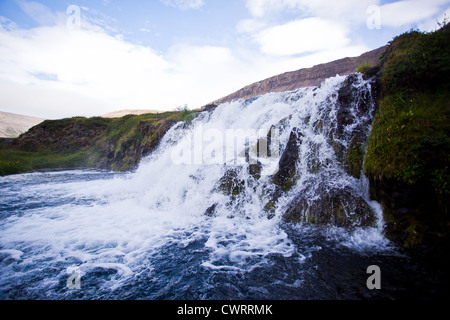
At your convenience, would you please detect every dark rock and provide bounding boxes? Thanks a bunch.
[273,128,302,191]
[202,104,218,112]
[205,204,217,217]
[248,161,262,180]
[216,167,245,196]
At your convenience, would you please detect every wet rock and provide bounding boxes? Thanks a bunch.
[205,204,217,217]
[216,167,245,196]
[284,187,377,228]
[273,128,302,191]
[248,161,262,180]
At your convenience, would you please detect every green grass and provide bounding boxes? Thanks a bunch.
[0,147,94,176]
[356,62,373,74]
[364,26,450,194]
[364,24,450,246]
[365,90,450,188]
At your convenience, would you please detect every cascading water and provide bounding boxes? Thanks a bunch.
[1,74,432,300]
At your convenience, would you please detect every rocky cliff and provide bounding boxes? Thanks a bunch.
[211,46,386,106]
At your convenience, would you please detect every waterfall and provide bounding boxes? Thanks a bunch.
[0,73,389,299]
[134,73,381,229]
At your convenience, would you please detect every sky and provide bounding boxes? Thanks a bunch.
[0,0,449,119]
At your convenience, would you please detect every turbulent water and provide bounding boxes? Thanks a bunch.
[0,75,446,300]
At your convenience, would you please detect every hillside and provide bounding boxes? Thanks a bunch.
[211,46,386,106]
[101,109,162,118]
[363,24,450,247]
[0,110,196,175]
[0,111,44,138]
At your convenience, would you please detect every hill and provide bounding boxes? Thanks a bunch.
[0,111,44,138]
[101,109,162,118]
[211,46,386,106]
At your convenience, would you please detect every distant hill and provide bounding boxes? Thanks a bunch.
[211,46,387,106]
[0,111,44,138]
[101,109,162,118]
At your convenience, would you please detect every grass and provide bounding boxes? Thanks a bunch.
[363,24,450,246]
[0,147,93,176]
[356,62,373,74]
[364,26,450,193]
[365,90,450,188]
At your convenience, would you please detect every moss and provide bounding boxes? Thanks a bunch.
[364,24,450,246]
[365,90,450,186]
[263,200,276,213]
[356,62,373,74]
[280,177,296,192]
[346,137,365,178]
[403,220,424,247]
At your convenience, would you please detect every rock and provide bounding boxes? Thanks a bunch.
[248,161,262,180]
[202,104,218,112]
[284,187,377,228]
[216,167,245,196]
[273,128,302,191]
[204,204,217,217]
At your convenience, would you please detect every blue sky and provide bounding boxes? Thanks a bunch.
[0,0,449,119]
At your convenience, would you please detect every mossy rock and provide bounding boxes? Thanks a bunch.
[284,187,377,228]
[345,136,366,178]
[216,168,246,196]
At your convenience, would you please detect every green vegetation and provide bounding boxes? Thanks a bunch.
[0,110,198,176]
[365,26,450,190]
[356,62,373,74]
[364,24,450,246]
[346,137,366,179]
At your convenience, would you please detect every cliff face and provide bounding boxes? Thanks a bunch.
[212,46,387,106]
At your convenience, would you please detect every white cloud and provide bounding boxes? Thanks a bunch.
[254,18,351,56]
[160,0,205,10]
[245,0,379,23]
[379,0,450,28]
[0,18,266,118]
[0,23,175,118]
[16,0,64,25]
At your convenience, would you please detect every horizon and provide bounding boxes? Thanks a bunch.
[0,0,449,119]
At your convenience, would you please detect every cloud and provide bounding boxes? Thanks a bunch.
[254,18,351,56]
[0,22,175,117]
[379,0,450,28]
[16,0,64,25]
[245,0,379,23]
[0,11,262,118]
[160,0,205,10]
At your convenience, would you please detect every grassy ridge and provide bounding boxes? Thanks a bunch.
[0,109,197,176]
[364,25,450,246]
